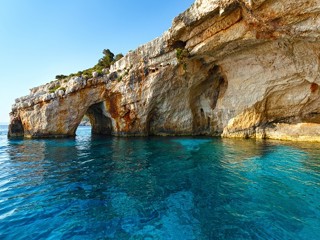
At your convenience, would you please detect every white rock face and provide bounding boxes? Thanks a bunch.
[56,90,64,98]
[92,72,99,78]
[8,0,320,142]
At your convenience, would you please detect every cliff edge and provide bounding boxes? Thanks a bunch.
[8,0,320,141]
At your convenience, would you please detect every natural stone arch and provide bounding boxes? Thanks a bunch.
[7,82,114,138]
[8,117,24,138]
[84,102,112,135]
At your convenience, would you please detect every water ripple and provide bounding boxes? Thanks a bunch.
[0,126,319,239]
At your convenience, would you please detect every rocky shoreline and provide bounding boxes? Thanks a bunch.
[8,0,320,141]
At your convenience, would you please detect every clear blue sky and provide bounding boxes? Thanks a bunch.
[0,0,194,123]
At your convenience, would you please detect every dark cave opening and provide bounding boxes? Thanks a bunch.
[8,118,24,138]
[82,102,112,135]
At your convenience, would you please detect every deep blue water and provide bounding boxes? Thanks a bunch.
[0,125,320,239]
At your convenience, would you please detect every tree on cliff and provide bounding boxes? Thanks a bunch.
[95,49,115,69]
[114,53,124,62]
[55,74,68,80]
[94,49,123,71]
[56,48,124,79]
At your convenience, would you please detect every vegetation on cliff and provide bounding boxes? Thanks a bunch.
[56,49,124,81]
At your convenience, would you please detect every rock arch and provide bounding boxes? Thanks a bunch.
[84,102,112,135]
[8,117,24,138]
[8,80,116,138]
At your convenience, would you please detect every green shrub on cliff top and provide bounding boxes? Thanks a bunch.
[113,53,124,63]
[94,49,114,69]
[49,84,61,93]
[55,74,67,80]
[56,48,124,80]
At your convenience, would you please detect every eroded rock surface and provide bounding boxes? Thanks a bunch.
[8,0,320,141]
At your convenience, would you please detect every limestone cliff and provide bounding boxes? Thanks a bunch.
[8,0,320,141]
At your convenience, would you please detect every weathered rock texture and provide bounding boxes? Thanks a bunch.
[8,0,320,141]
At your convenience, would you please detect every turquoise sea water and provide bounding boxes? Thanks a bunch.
[0,125,320,239]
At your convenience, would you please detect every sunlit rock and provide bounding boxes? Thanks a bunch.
[92,71,99,78]
[8,0,320,141]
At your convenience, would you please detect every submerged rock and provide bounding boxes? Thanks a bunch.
[8,0,320,141]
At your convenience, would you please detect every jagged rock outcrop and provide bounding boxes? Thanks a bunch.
[8,0,320,141]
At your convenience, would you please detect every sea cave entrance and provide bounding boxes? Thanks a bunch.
[78,102,112,136]
[8,118,24,138]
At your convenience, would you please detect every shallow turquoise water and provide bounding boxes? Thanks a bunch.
[0,125,320,239]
